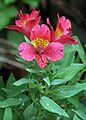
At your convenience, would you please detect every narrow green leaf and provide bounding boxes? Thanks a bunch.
[13,78,29,86]
[8,84,28,97]
[3,107,12,120]
[73,115,81,120]
[56,64,85,80]
[23,103,34,120]
[57,46,74,67]
[53,83,86,99]
[68,98,86,120]
[51,79,67,85]
[6,74,16,89]
[40,96,69,118]
[0,77,5,98]
[43,77,50,86]
[0,95,29,108]
[72,109,86,120]
[0,108,4,120]
[24,36,31,44]
[72,36,86,63]
[51,64,85,85]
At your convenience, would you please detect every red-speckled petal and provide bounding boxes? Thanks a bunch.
[57,35,79,44]
[18,42,36,61]
[56,16,71,36]
[30,24,50,42]
[44,42,64,61]
[36,54,47,68]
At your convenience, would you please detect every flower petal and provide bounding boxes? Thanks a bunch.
[36,54,47,68]
[44,42,64,61]
[57,16,71,35]
[26,16,41,34]
[47,18,55,41]
[30,9,40,19]
[30,24,51,42]
[18,42,36,61]
[6,25,30,39]
[57,35,79,44]
[55,16,71,38]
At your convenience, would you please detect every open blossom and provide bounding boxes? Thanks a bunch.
[47,16,79,44]
[18,24,64,68]
[6,9,41,39]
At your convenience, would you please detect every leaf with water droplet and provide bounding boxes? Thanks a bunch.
[39,96,69,117]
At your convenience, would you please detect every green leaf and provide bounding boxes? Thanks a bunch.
[3,107,12,120]
[54,63,85,79]
[8,84,28,97]
[0,6,17,29]
[6,74,16,89]
[0,94,29,108]
[0,77,5,98]
[57,46,75,67]
[24,36,31,44]
[4,0,16,5]
[0,108,4,120]
[43,77,50,86]
[72,109,86,120]
[53,83,86,99]
[51,79,67,85]
[40,96,69,118]
[72,36,86,64]
[73,115,81,120]
[23,103,34,120]
[51,64,85,85]
[68,98,86,120]
[13,78,29,86]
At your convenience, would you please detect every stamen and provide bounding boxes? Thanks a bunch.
[32,38,49,48]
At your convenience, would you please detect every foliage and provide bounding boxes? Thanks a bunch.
[0,36,86,120]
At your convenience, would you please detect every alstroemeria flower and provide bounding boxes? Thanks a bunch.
[47,16,79,44]
[6,9,41,39]
[18,24,64,68]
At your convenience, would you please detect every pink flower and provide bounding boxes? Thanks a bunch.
[6,9,41,39]
[18,24,64,68]
[47,16,79,44]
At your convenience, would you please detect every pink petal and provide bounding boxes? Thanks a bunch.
[36,54,47,68]
[47,18,55,42]
[57,16,71,35]
[26,16,41,34]
[18,42,36,61]
[30,24,50,42]
[6,25,30,39]
[30,9,40,19]
[44,42,64,61]
[30,24,41,40]
[57,35,79,44]
[41,24,51,42]
[15,20,23,27]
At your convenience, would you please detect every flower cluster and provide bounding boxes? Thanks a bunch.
[6,9,79,68]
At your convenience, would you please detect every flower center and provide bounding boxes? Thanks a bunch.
[32,38,49,48]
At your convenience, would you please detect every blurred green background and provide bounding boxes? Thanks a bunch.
[0,0,86,80]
